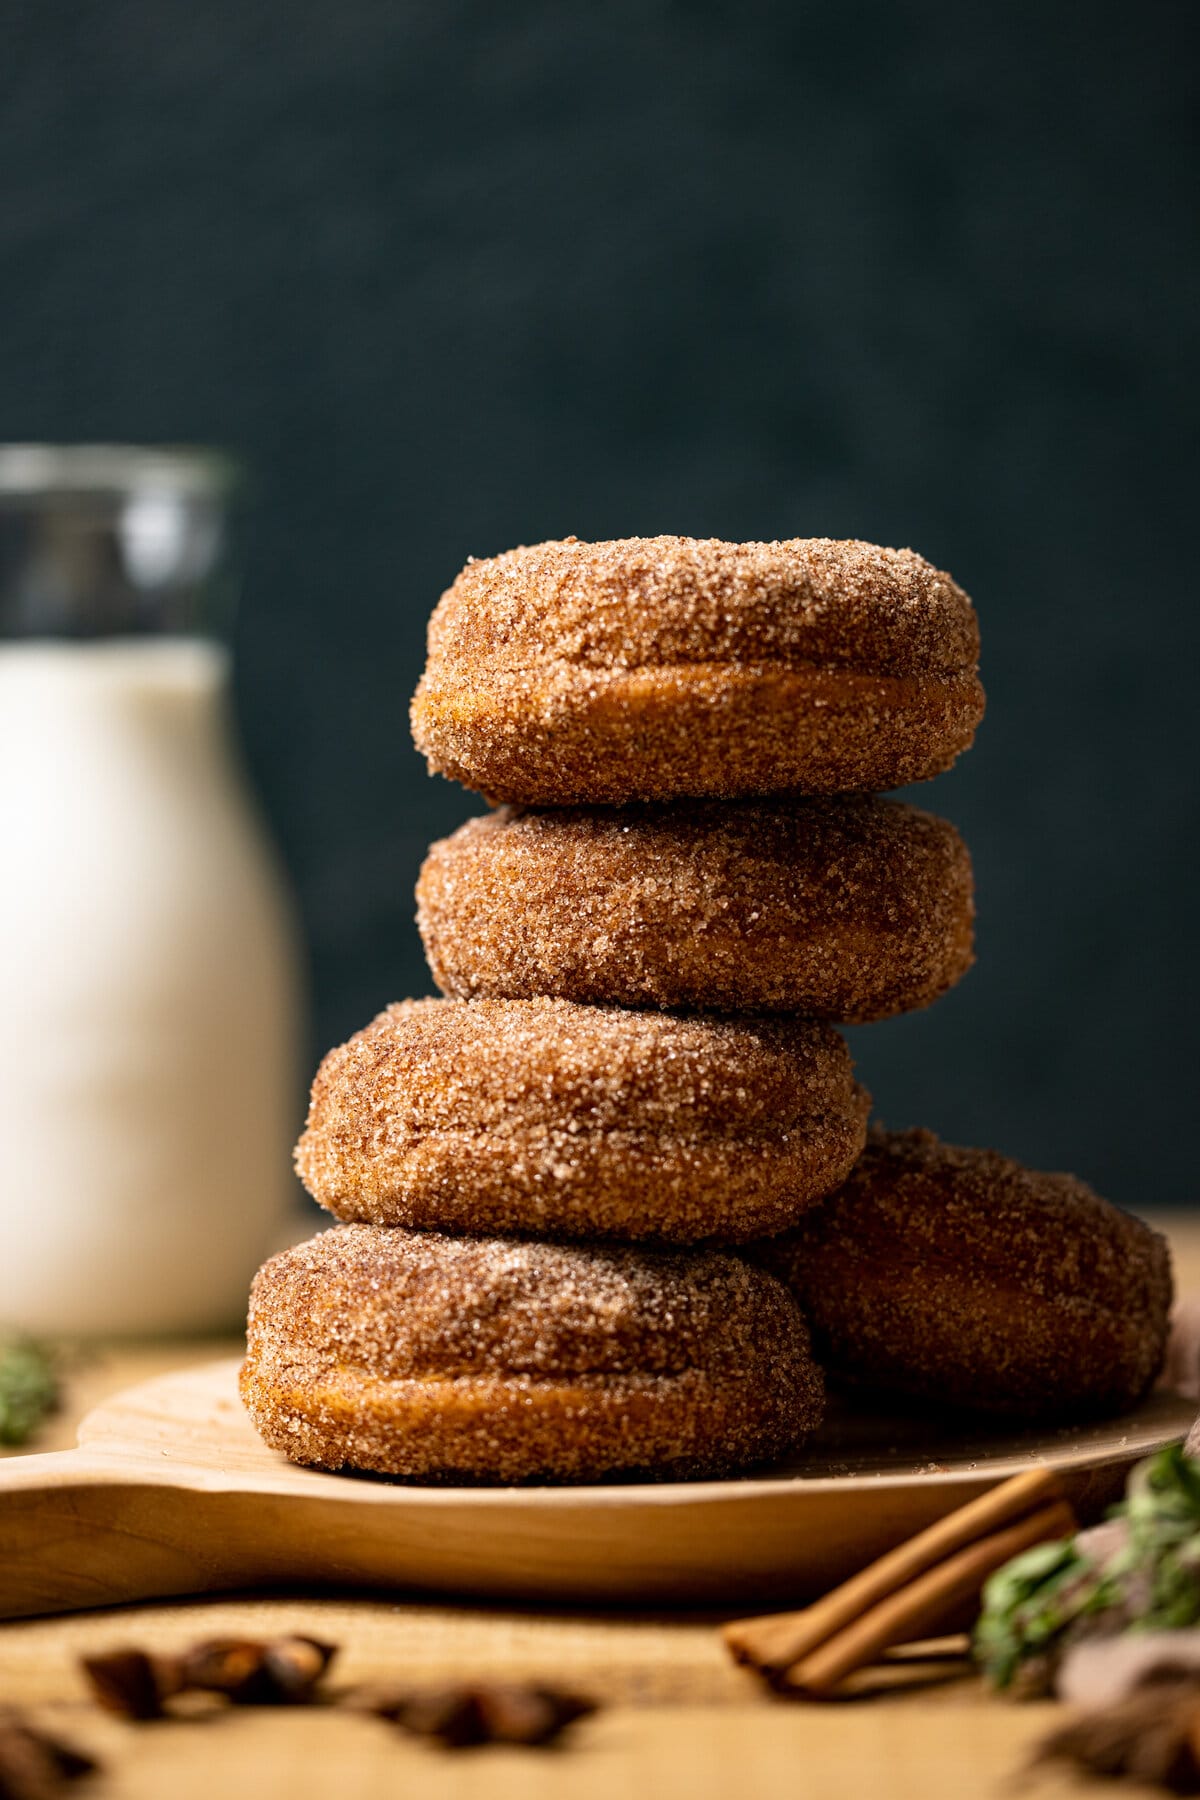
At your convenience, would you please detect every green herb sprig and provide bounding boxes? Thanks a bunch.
[975,1443,1200,1693]
[0,1335,59,1446]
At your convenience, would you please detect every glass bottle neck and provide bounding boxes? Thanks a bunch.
[0,445,239,642]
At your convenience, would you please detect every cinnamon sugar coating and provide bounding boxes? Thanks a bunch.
[417,798,974,1022]
[760,1127,1173,1419]
[240,1225,824,1481]
[295,997,869,1243]
[411,536,984,803]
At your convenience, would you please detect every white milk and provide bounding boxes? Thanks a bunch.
[0,638,302,1333]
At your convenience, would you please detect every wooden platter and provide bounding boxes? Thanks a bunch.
[0,1358,1191,1621]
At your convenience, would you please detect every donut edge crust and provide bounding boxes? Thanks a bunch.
[413,661,986,804]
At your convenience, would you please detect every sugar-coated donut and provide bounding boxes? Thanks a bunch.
[294,997,869,1243]
[411,536,984,804]
[417,797,974,1023]
[760,1127,1172,1419]
[240,1225,824,1481]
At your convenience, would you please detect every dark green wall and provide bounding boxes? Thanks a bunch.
[3,0,1196,1203]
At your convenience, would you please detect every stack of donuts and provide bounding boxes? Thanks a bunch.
[241,536,1172,1483]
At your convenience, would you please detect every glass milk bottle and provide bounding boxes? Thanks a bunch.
[0,446,303,1333]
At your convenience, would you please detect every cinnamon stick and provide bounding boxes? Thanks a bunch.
[723,1464,1065,1676]
[781,1498,1076,1695]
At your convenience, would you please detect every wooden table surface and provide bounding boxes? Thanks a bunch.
[2,1214,1196,1800]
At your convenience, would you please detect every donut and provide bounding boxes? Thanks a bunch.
[760,1127,1173,1419]
[410,536,984,804]
[294,997,869,1243]
[240,1225,824,1481]
[416,797,974,1022]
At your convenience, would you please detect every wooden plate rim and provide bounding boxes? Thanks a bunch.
[69,1357,1197,1509]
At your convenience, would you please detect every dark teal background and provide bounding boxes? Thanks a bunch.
[3,1,1196,1204]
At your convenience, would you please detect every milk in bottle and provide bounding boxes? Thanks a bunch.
[0,447,303,1333]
